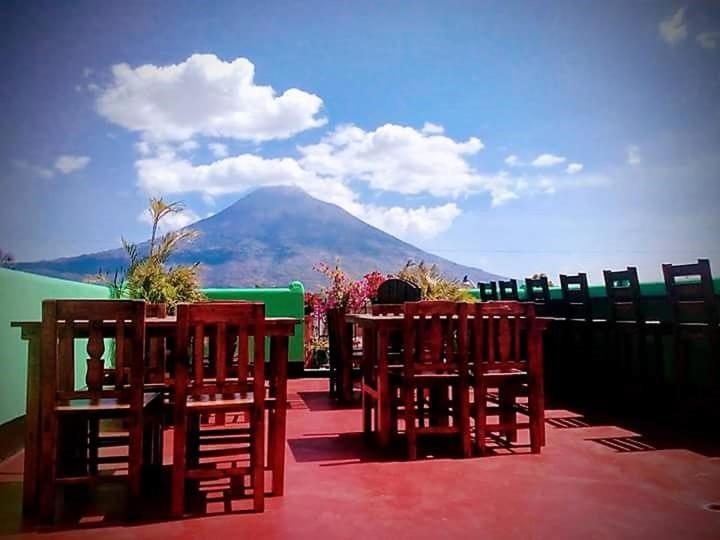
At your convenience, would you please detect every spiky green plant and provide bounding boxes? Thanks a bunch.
[90,197,205,311]
[396,260,474,301]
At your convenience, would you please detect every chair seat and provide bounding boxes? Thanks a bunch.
[56,391,163,414]
[186,391,258,411]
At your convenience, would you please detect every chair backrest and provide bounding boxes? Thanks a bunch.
[662,259,718,324]
[41,299,147,403]
[374,279,421,304]
[470,301,538,374]
[524,276,550,302]
[560,273,592,320]
[478,281,498,301]
[402,301,468,376]
[603,267,643,323]
[498,279,519,300]
[174,302,266,400]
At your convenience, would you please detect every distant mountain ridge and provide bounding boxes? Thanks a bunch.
[16,186,505,289]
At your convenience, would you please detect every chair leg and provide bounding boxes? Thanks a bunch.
[252,406,265,512]
[404,385,417,460]
[458,381,472,458]
[475,381,487,456]
[127,411,143,520]
[171,413,187,518]
[530,376,544,454]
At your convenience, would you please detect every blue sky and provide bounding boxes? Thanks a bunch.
[1,0,718,284]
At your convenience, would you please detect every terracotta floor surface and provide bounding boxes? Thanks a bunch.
[1,378,719,539]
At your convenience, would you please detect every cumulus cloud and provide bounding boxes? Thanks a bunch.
[208,142,229,158]
[531,153,566,167]
[95,54,326,142]
[421,122,444,134]
[697,31,720,49]
[627,145,641,166]
[566,162,583,174]
[659,7,687,45]
[298,123,484,198]
[55,155,91,174]
[357,203,460,239]
[504,155,521,167]
[138,206,200,233]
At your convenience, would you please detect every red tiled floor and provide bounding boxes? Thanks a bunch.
[2,378,720,539]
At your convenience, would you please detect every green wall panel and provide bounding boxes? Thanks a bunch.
[0,268,110,426]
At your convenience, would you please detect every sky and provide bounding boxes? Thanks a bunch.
[1,0,719,284]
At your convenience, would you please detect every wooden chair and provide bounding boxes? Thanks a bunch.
[37,299,163,522]
[361,304,405,437]
[524,276,551,316]
[662,259,719,390]
[469,301,545,455]
[478,281,498,302]
[401,301,471,460]
[171,302,266,517]
[374,279,421,304]
[603,267,664,396]
[499,279,519,301]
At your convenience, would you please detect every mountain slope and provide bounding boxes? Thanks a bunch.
[17,186,505,289]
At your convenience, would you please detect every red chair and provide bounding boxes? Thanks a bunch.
[401,301,471,460]
[469,301,545,455]
[171,302,266,517]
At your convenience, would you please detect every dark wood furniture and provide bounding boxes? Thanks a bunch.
[327,307,353,403]
[524,276,551,315]
[401,301,471,459]
[374,279,421,304]
[558,273,596,396]
[171,302,267,516]
[469,301,545,455]
[498,279,519,301]
[662,259,720,388]
[478,281,498,301]
[13,314,297,516]
[603,267,665,390]
[37,299,163,522]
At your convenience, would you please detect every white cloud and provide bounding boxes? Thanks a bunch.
[179,140,199,152]
[12,160,54,179]
[95,54,326,142]
[659,7,687,45]
[627,145,641,166]
[138,206,200,233]
[55,155,90,174]
[298,123,484,198]
[566,162,583,174]
[531,153,566,167]
[538,177,556,194]
[357,203,460,239]
[504,155,521,167]
[208,142,229,158]
[697,31,720,49]
[421,122,444,134]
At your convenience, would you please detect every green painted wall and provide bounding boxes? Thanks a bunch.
[203,281,305,363]
[0,268,110,426]
[0,269,306,427]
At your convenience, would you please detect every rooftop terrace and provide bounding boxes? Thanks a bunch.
[1,378,719,539]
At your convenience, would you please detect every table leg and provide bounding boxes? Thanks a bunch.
[376,329,391,448]
[361,327,376,436]
[270,335,288,496]
[22,331,40,514]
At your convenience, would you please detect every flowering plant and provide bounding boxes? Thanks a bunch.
[312,261,386,314]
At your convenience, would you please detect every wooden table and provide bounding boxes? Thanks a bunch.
[12,316,298,514]
[346,312,552,449]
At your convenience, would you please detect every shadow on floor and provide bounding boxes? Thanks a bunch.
[294,391,361,411]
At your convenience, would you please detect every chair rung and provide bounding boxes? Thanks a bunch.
[56,474,128,485]
[478,422,531,431]
[415,426,460,435]
[187,466,251,480]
